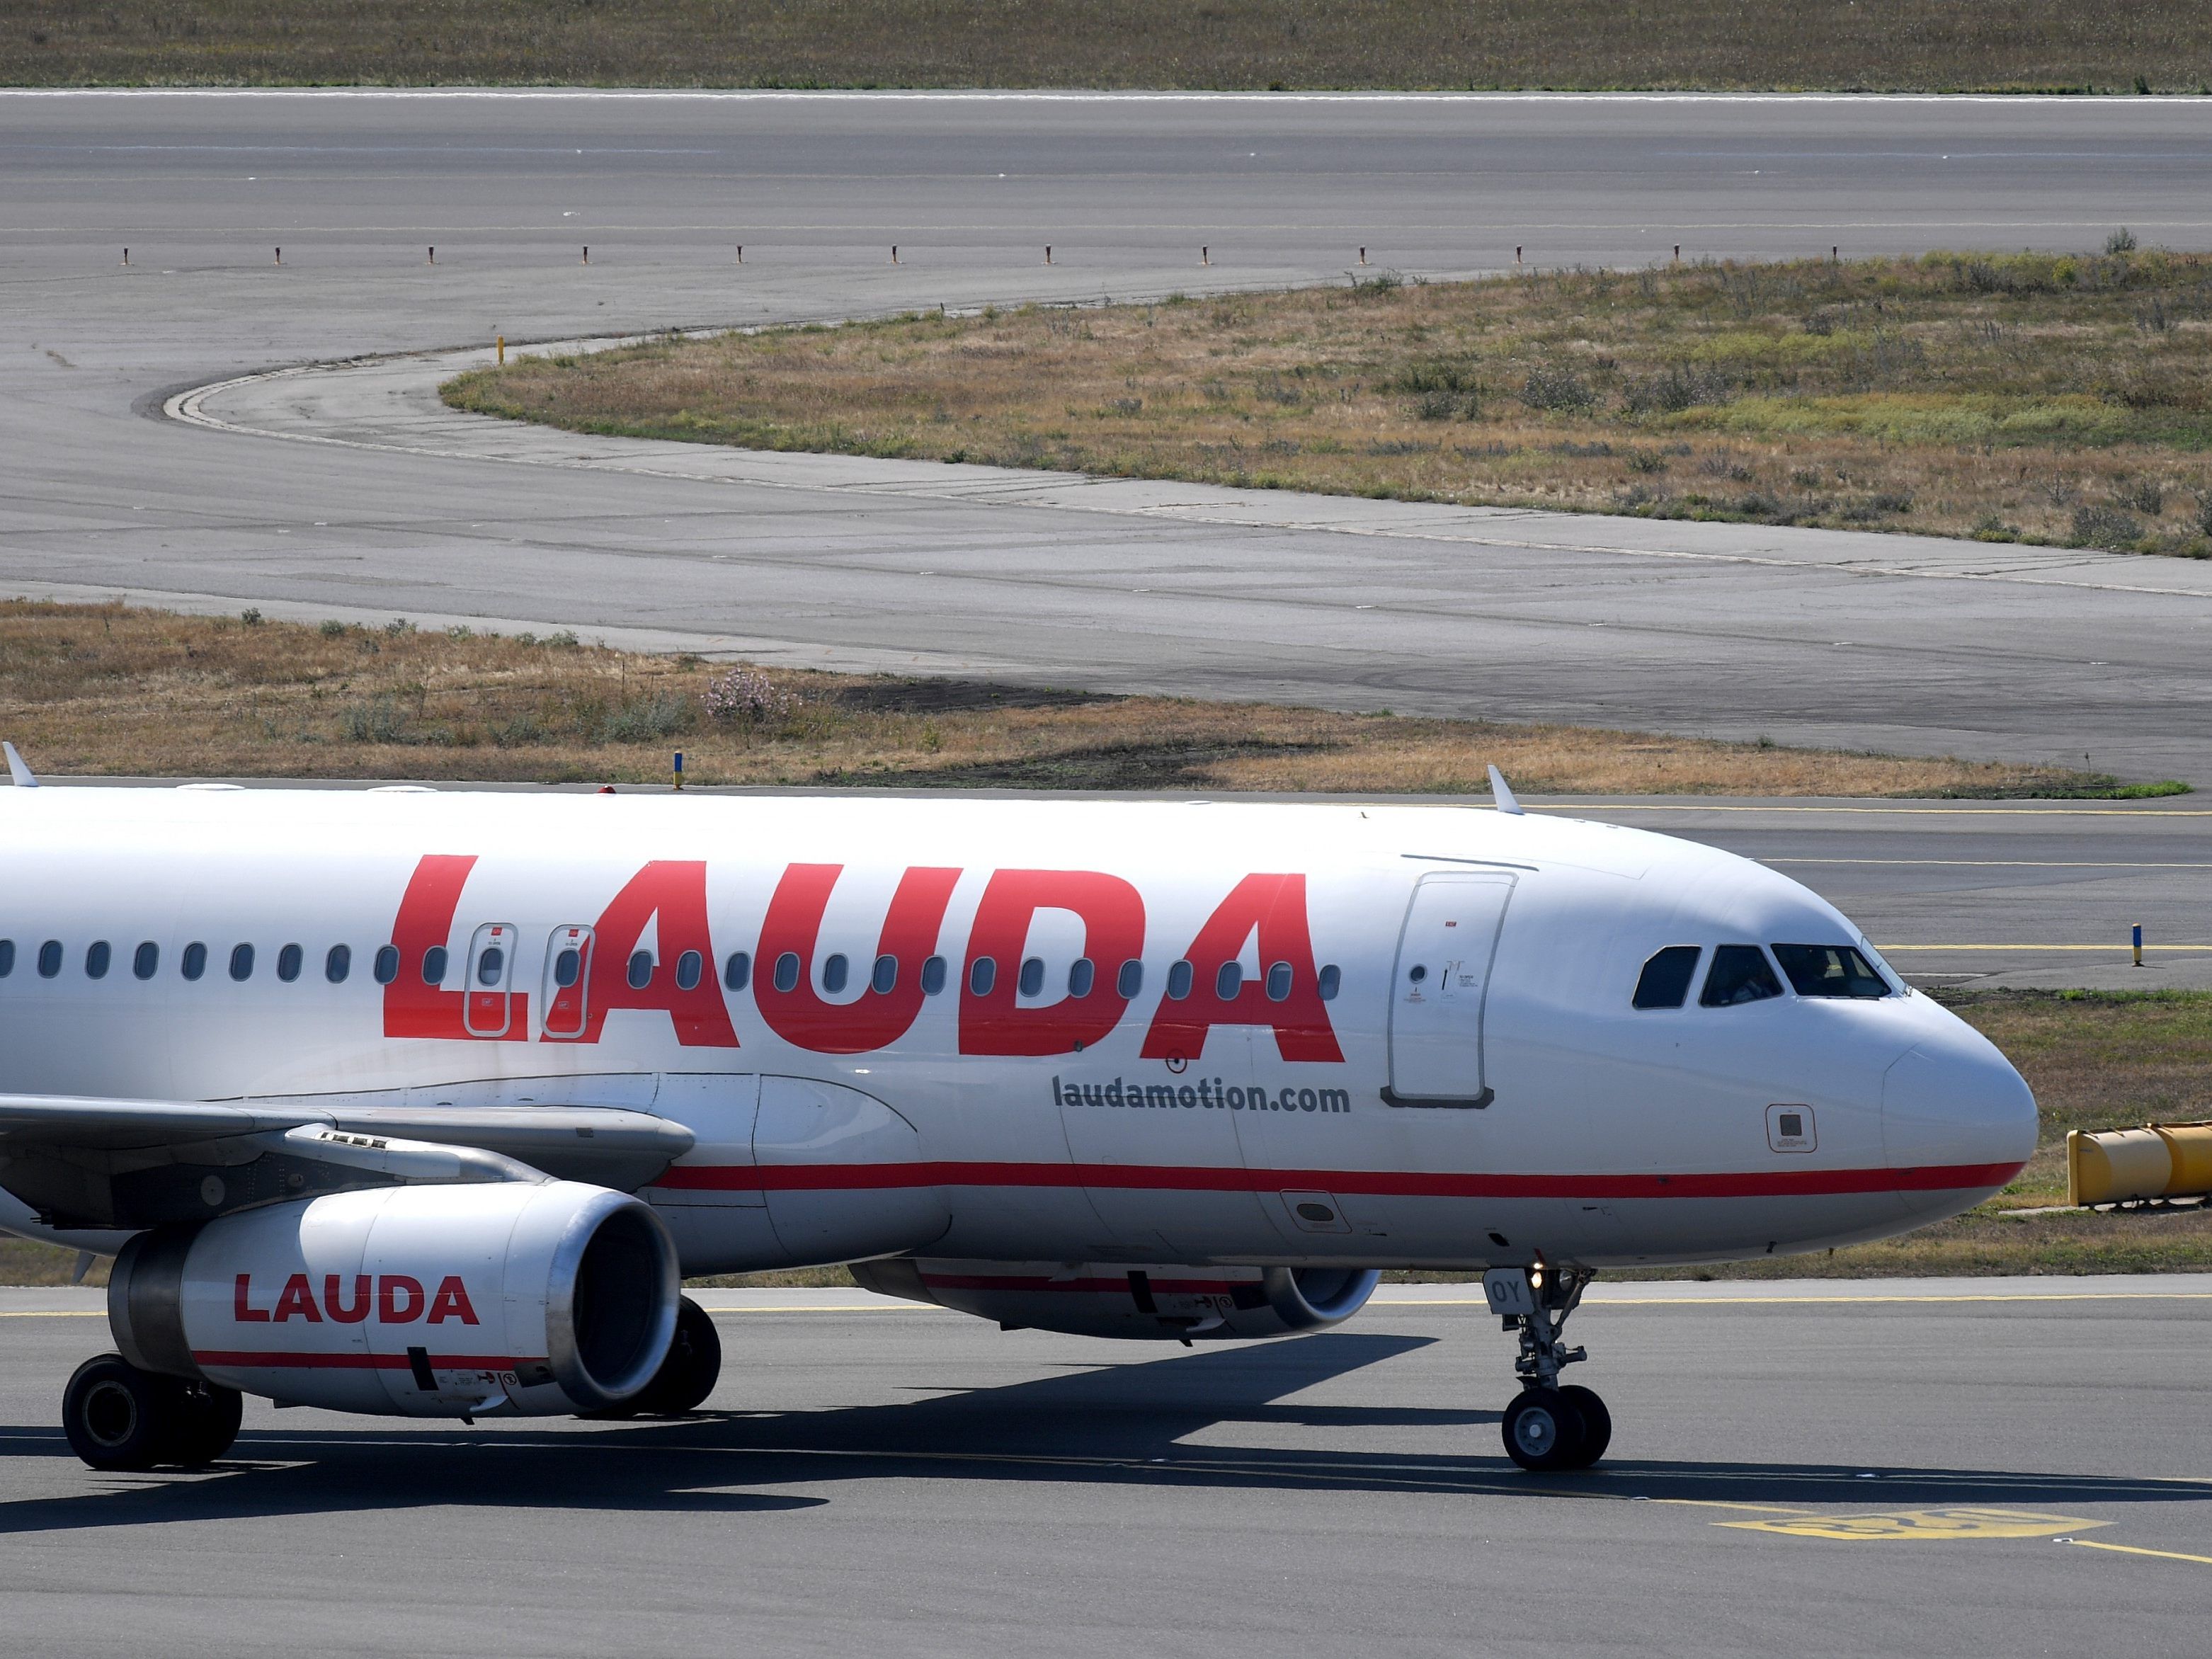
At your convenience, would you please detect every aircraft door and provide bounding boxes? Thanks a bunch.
[463,923,518,1038]
[1385,872,1515,1107]
[540,925,595,1041]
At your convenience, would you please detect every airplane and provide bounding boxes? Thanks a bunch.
[0,755,2035,1476]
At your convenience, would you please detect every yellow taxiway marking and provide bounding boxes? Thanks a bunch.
[2065,1539,2212,1568]
[1722,1507,2108,1541]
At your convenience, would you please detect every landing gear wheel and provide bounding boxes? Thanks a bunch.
[63,1354,181,1471]
[1555,1384,1612,1469]
[164,1381,243,1468]
[583,1296,723,1420]
[1501,1387,1587,1473]
[632,1296,722,1416]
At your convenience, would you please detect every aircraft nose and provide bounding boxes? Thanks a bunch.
[1881,1030,2039,1179]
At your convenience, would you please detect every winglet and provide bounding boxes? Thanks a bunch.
[3,743,37,789]
[1486,765,1523,815]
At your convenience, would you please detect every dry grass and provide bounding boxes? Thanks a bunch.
[0,600,2128,797]
[6,0,2212,91]
[450,251,2212,557]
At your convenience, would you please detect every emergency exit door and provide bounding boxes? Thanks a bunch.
[1384,871,1515,1107]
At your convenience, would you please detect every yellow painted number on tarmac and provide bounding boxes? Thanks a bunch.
[1721,1508,2109,1541]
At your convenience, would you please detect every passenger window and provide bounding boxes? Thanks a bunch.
[1318,964,1341,1001]
[475,945,503,987]
[1165,960,1193,1000]
[1701,945,1784,1007]
[1772,943,1893,999]
[675,950,703,991]
[822,953,849,993]
[1117,959,1143,998]
[421,945,446,986]
[1216,962,1243,999]
[372,945,399,984]
[1018,957,1046,998]
[773,952,801,993]
[278,944,304,983]
[230,943,256,982]
[1265,962,1292,1002]
[0,939,15,977]
[627,951,654,990]
[38,940,61,979]
[871,954,897,994]
[969,957,996,996]
[86,941,111,980]
[132,942,159,981]
[554,948,582,988]
[1632,945,1701,1010]
[723,952,751,991]
[1068,958,1095,998]
[921,955,947,995]
[183,942,208,981]
[325,945,350,984]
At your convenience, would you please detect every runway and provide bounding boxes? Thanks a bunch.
[6,93,2212,782]
[0,1280,2206,1656]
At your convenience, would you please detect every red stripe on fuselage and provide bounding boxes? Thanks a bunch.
[655,1159,2024,1199]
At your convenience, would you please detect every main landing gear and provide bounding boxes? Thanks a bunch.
[62,1354,242,1472]
[1484,1265,1611,1473]
[583,1295,724,1419]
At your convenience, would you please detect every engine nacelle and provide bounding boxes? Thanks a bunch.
[108,1180,679,1418]
[851,1258,1379,1340]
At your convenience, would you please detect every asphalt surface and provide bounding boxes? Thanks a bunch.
[0,1281,2206,1657]
[6,92,2212,784]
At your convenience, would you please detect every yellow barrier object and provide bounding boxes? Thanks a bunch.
[2069,1123,2212,1206]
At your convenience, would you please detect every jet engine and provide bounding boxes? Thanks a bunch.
[851,1258,1380,1340]
[107,1180,678,1417]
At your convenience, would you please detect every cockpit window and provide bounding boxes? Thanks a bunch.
[1632,946,1701,1010]
[1701,945,1784,1007]
[1772,943,1893,999]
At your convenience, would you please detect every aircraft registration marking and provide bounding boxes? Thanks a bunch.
[1720,1507,2109,1541]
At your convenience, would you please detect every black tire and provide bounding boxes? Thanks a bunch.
[1500,1387,1586,1473]
[164,1381,244,1468]
[63,1354,182,1472]
[632,1296,722,1416]
[581,1296,724,1420]
[1556,1384,1612,1469]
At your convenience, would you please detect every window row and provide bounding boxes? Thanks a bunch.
[1631,942,1894,1010]
[0,935,1346,1005]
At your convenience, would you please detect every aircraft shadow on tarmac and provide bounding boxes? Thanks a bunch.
[0,1333,2204,1532]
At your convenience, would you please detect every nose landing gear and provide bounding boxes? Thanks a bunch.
[1483,1265,1611,1472]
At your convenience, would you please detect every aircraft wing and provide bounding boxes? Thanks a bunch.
[0,1093,695,1231]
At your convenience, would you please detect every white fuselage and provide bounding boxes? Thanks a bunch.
[0,785,2036,1273]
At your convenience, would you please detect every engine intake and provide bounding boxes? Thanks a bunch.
[109,1180,678,1417]
[853,1258,1380,1340]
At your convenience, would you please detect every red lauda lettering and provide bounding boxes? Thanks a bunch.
[426,1275,480,1326]
[574,861,739,1048]
[961,870,1146,1056]
[1141,873,1343,1062]
[234,1272,270,1323]
[379,1275,426,1323]
[324,1274,372,1323]
[383,854,528,1043]
[271,1272,321,1322]
[756,864,961,1054]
